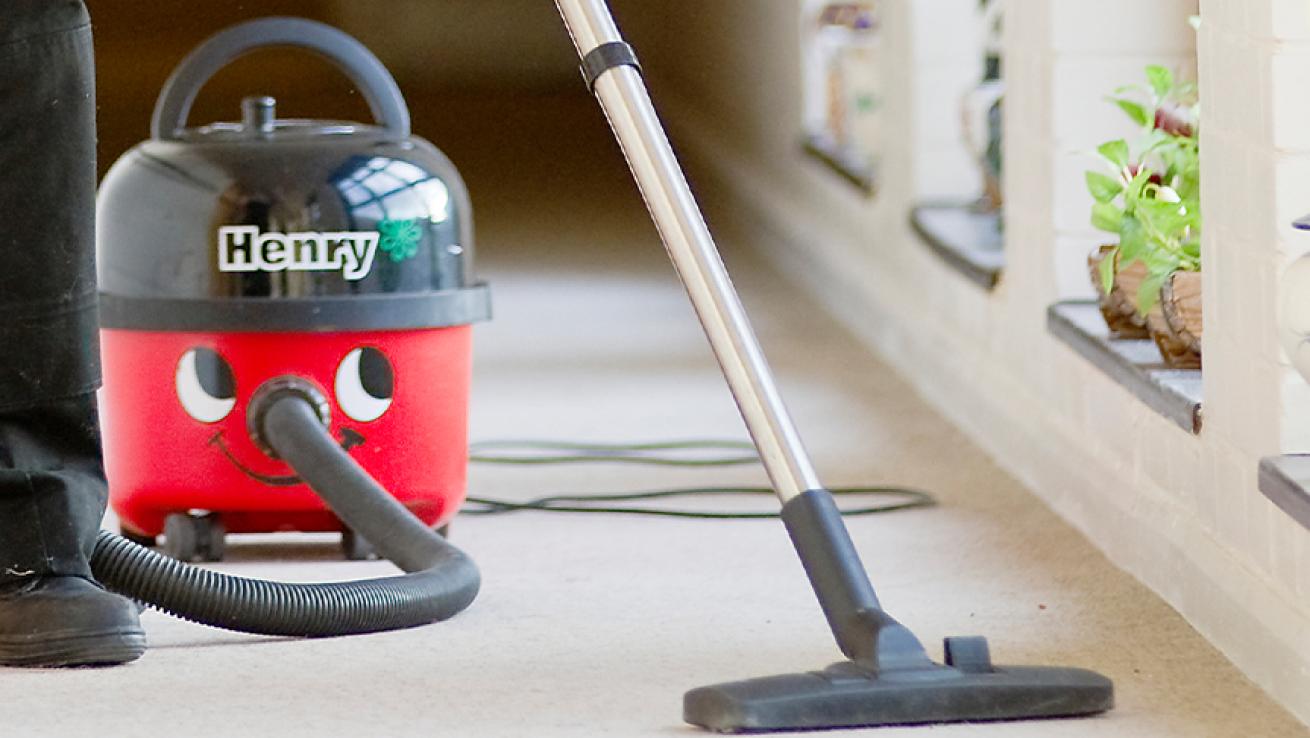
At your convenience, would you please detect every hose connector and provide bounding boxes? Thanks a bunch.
[247,376,330,459]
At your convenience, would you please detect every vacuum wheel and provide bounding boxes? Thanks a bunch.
[162,513,226,563]
[341,525,448,560]
[340,528,378,561]
[120,527,157,548]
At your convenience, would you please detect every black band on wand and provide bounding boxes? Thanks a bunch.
[581,41,641,92]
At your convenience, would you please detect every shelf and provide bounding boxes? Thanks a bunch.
[801,134,877,195]
[1047,300,1203,434]
[910,202,1004,290]
[1258,456,1310,531]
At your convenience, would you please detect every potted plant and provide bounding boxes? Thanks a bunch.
[1085,65,1201,367]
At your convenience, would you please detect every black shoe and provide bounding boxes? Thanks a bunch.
[0,576,146,667]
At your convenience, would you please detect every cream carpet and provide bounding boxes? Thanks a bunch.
[1,96,1303,737]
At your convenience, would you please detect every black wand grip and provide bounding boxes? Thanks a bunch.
[781,489,931,669]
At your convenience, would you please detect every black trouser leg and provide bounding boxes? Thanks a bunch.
[0,0,105,587]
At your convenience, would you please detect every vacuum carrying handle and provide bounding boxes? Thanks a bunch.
[151,17,411,141]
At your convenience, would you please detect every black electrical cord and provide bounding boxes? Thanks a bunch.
[463,440,937,519]
[469,439,759,466]
[88,429,932,637]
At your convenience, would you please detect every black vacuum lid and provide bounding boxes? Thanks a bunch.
[97,19,490,332]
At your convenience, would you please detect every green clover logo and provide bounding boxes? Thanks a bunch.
[377,218,423,263]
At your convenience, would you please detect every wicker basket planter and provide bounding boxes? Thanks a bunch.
[1088,244,1149,338]
[1088,246,1202,368]
[1149,270,1202,369]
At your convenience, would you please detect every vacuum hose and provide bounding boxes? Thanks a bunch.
[89,391,480,636]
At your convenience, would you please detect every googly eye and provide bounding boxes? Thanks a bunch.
[335,347,393,423]
[176,347,236,423]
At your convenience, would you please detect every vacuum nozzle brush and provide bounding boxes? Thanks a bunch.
[684,637,1114,732]
[681,490,1114,733]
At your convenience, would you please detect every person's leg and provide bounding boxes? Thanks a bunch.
[0,0,145,667]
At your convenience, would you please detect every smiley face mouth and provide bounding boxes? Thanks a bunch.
[208,428,365,487]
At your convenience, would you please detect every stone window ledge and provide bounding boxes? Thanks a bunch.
[1258,456,1310,531]
[910,202,1004,290]
[801,134,877,195]
[1047,300,1203,434]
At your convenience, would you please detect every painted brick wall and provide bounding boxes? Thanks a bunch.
[621,0,1310,724]
[910,0,983,201]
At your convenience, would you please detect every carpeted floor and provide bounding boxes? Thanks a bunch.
[2,97,1304,737]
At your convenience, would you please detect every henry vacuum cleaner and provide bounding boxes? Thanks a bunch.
[87,5,1115,732]
[96,19,485,564]
[93,18,484,636]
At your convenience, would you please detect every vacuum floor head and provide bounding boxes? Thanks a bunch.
[684,637,1113,733]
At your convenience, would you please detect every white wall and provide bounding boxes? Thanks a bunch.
[911,0,985,202]
[619,0,1310,724]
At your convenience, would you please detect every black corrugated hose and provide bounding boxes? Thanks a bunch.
[89,393,480,637]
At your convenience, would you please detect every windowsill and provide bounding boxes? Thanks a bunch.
[801,133,877,195]
[1047,300,1203,434]
[1258,456,1310,531]
[909,201,1004,290]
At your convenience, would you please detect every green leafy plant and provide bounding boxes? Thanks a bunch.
[1086,64,1200,314]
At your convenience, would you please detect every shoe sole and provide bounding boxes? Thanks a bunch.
[0,628,147,668]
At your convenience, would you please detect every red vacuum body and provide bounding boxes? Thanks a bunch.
[101,327,473,538]
[95,22,490,554]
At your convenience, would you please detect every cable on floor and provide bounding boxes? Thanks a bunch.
[464,440,936,519]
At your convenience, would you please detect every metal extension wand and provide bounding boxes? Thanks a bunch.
[555,1,1114,732]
